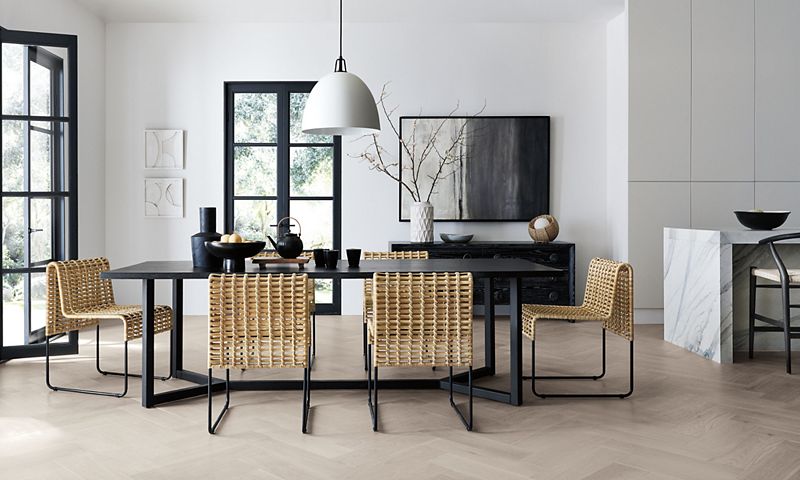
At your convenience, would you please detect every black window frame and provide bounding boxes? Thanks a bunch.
[223,81,342,314]
[0,28,78,360]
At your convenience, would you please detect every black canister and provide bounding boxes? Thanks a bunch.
[191,207,222,270]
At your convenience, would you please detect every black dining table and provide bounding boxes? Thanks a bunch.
[101,258,559,409]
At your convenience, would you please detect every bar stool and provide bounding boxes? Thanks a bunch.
[749,232,800,374]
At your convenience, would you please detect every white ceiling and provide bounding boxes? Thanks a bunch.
[72,0,625,24]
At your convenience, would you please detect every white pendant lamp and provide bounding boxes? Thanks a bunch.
[302,0,380,136]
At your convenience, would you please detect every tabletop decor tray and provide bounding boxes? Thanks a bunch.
[252,256,310,269]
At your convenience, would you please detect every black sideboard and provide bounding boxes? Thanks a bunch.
[390,241,575,307]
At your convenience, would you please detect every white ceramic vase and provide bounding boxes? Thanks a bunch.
[410,201,434,243]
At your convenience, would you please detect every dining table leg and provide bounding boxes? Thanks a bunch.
[483,277,495,375]
[141,279,155,408]
[509,277,523,406]
[170,279,183,377]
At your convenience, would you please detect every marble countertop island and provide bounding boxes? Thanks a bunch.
[664,227,800,363]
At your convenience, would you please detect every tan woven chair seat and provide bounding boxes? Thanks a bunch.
[752,268,800,284]
[522,258,633,342]
[47,258,173,342]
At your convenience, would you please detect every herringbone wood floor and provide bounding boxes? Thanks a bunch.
[2,316,800,479]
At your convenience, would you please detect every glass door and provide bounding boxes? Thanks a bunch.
[224,82,342,313]
[1,28,78,360]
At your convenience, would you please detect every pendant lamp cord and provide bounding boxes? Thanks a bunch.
[334,0,347,72]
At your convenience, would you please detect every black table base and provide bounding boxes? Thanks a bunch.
[142,276,523,408]
[103,259,559,409]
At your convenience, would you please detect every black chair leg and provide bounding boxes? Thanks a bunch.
[95,325,171,381]
[302,348,311,433]
[310,311,316,369]
[449,366,473,431]
[783,282,792,374]
[531,331,633,399]
[46,333,129,398]
[362,321,368,371]
[208,368,230,434]
[367,349,378,432]
[749,269,757,359]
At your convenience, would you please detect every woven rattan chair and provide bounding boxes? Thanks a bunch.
[207,273,312,434]
[253,250,318,365]
[749,232,800,373]
[522,258,634,399]
[361,250,428,370]
[367,272,473,431]
[45,258,173,397]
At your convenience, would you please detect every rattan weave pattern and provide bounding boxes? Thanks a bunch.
[208,273,310,369]
[46,258,173,341]
[362,251,429,324]
[255,250,316,312]
[370,272,473,368]
[522,258,633,341]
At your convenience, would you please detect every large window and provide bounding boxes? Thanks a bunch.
[1,28,78,360]
[224,82,341,313]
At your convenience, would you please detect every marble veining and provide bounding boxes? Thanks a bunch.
[664,227,800,363]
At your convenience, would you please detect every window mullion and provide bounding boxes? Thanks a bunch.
[276,85,290,232]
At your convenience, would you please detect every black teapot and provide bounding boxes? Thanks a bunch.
[267,216,304,259]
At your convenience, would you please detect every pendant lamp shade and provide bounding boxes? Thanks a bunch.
[301,71,380,136]
[301,0,380,136]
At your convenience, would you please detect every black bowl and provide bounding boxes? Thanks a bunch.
[205,241,266,272]
[734,211,790,230]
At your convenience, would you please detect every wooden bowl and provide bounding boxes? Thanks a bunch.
[528,215,559,243]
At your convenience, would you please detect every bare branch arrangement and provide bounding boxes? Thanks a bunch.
[353,84,486,203]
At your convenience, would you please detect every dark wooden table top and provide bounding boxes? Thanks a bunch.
[101,258,559,280]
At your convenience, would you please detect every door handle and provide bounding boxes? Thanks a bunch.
[28,228,44,234]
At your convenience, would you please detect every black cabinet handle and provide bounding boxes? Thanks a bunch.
[549,253,559,263]
[493,254,502,259]
[548,291,559,301]
[462,253,472,259]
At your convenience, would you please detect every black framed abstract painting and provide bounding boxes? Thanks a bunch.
[398,116,550,222]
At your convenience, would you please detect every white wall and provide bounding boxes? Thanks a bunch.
[606,12,628,263]
[628,0,800,320]
[0,0,106,259]
[105,20,611,314]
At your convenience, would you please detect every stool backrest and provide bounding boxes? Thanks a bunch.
[371,272,473,368]
[208,273,309,369]
[758,232,800,286]
[583,258,634,341]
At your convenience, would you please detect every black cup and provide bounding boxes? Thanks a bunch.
[325,250,340,269]
[313,249,327,268]
[346,248,361,268]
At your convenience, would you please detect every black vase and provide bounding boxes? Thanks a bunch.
[191,207,222,270]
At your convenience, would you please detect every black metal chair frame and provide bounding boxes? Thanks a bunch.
[208,348,312,434]
[366,348,473,432]
[526,327,634,399]
[749,232,800,374]
[45,324,170,398]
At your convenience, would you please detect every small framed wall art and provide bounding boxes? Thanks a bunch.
[144,177,184,218]
[145,129,184,169]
